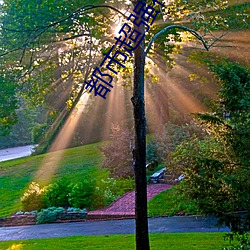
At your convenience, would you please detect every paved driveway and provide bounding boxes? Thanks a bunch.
[0,216,229,241]
[0,145,36,162]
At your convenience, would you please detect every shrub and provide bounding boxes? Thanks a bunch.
[43,177,71,208]
[32,123,47,144]
[36,206,64,224]
[21,182,45,211]
[68,180,94,209]
[93,178,117,209]
[113,177,134,197]
[93,177,134,209]
[223,233,250,250]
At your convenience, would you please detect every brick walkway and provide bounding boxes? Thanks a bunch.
[88,184,171,219]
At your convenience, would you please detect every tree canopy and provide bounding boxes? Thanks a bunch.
[0,0,248,134]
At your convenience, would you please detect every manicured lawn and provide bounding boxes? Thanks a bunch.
[0,233,230,250]
[0,143,103,217]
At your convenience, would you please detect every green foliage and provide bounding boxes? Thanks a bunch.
[99,124,133,178]
[68,180,94,209]
[20,173,133,212]
[223,233,250,250]
[43,178,71,208]
[32,123,48,144]
[93,177,134,208]
[0,75,18,136]
[147,122,206,166]
[168,136,241,213]
[168,61,250,233]
[20,182,45,212]
[93,178,117,208]
[210,2,250,30]
[36,206,64,224]
[0,104,44,148]
[0,0,240,123]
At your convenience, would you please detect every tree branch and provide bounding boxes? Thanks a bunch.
[145,25,211,57]
[0,4,127,57]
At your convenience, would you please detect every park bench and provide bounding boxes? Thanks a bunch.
[175,174,185,182]
[149,168,165,184]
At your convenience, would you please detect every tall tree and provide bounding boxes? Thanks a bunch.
[132,1,149,248]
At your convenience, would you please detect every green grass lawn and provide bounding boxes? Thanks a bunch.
[0,143,104,217]
[148,186,199,217]
[0,233,231,250]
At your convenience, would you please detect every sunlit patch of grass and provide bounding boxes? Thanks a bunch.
[6,243,24,250]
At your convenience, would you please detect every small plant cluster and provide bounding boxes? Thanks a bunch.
[15,207,87,224]
[36,206,87,224]
[36,206,65,224]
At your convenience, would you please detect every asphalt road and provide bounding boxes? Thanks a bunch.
[0,216,230,241]
[0,145,36,162]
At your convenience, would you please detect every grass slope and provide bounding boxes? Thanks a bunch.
[148,186,199,217]
[0,143,103,217]
[0,233,230,250]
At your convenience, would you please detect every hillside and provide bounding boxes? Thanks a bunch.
[0,143,103,217]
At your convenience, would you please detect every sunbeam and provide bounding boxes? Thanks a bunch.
[35,93,90,184]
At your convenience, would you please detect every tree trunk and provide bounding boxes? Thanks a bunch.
[131,0,150,249]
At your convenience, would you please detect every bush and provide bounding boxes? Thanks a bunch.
[93,178,117,208]
[223,233,250,250]
[32,123,47,144]
[114,177,135,197]
[36,206,64,224]
[93,177,134,209]
[21,182,45,211]
[43,177,71,208]
[68,180,94,209]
